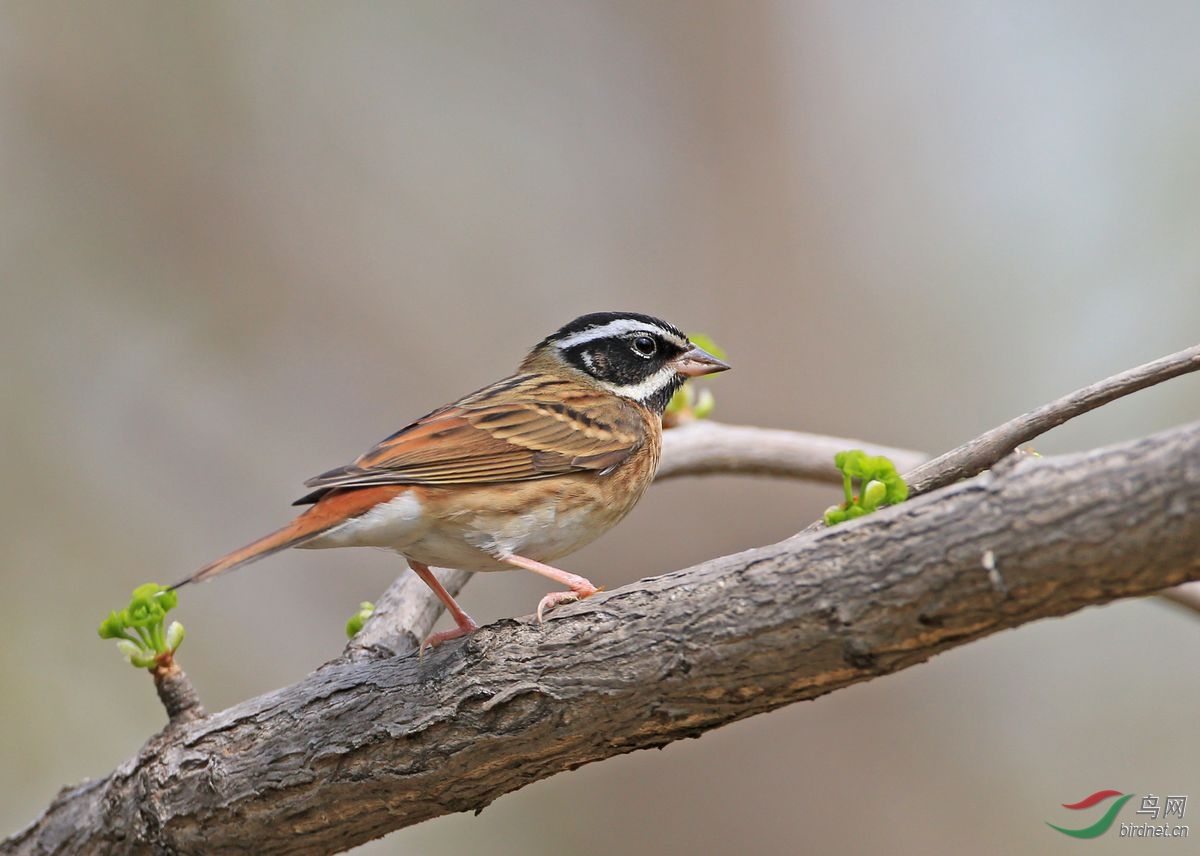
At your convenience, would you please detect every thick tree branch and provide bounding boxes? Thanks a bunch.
[9,420,1200,856]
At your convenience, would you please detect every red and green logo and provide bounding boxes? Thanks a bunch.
[1047,790,1134,838]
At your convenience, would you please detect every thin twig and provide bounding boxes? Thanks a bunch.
[904,343,1200,495]
[150,659,204,724]
[343,567,471,661]
[656,421,927,483]
[1159,581,1200,616]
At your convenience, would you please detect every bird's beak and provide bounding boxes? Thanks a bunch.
[673,345,731,377]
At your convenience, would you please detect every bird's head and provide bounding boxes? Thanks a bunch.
[524,311,730,413]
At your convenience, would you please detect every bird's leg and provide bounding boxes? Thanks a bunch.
[408,560,479,650]
[503,554,602,623]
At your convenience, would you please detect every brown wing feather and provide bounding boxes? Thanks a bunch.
[298,375,646,497]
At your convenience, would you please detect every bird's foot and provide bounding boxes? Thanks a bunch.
[409,559,480,656]
[420,615,480,654]
[501,554,603,624]
[536,582,601,623]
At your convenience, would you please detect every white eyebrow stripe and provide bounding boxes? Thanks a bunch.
[554,319,687,350]
[596,365,679,402]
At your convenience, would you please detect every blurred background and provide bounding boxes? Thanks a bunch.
[3,2,1199,854]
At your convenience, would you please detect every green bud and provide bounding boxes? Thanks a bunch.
[116,640,156,669]
[156,588,178,612]
[346,601,376,638]
[692,388,716,419]
[165,621,185,652]
[98,610,128,640]
[125,596,165,629]
[830,449,909,523]
[129,583,177,612]
[115,639,142,662]
[862,479,887,510]
[823,505,849,526]
[99,582,185,669]
[665,384,693,415]
[885,479,908,504]
[841,450,872,479]
[130,583,163,602]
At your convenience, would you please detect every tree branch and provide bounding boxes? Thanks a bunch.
[150,660,205,725]
[344,567,471,661]
[904,342,1200,495]
[345,341,1200,657]
[9,420,1200,856]
[654,421,928,483]
[1159,581,1200,615]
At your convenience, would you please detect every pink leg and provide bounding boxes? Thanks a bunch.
[409,560,479,650]
[503,555,601,623]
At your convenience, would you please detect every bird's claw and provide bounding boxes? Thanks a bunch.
[419,618,479,657]
[536,584,601,624]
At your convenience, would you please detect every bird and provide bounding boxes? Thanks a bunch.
[173,311,730,649]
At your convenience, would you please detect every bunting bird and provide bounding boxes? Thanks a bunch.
[173,312,730,648]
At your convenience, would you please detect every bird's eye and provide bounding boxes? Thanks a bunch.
[631,335,658,357]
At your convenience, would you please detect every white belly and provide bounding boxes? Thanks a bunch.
[300,487,625,572]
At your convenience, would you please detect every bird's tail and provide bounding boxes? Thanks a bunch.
[172,485,406,588]
[172,519,324,588]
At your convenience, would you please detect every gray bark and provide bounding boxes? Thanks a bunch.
[7,420,1200,855]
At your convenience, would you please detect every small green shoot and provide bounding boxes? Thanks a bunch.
[823,450,909,526]
[664,333,727,427]
[98,583,184,670]
[346,601,375,638]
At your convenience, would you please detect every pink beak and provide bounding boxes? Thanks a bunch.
[673,345,731,377]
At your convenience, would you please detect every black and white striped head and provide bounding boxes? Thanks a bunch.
[529,312,730,412]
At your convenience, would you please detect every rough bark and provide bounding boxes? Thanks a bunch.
[151,660,205,725]
[8,420,1200,856]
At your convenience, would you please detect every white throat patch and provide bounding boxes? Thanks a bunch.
[596,364,679,402]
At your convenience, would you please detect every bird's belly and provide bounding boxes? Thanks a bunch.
[302,478,643,573]
[407,502,606,571]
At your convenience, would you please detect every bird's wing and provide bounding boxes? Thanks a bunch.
[295,380,646,502]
